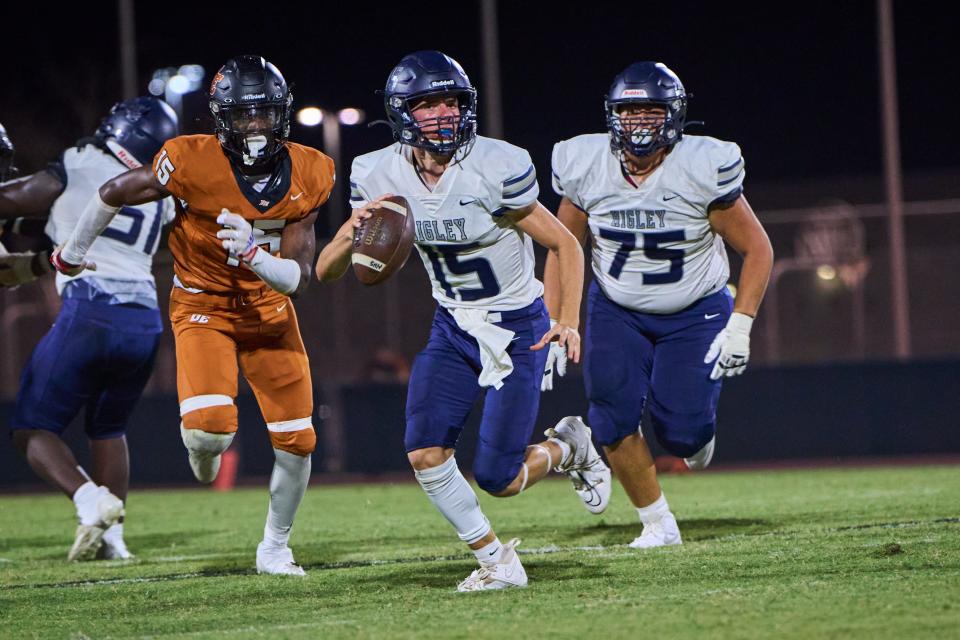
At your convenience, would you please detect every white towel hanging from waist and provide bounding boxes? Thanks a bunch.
[451,307,515,390]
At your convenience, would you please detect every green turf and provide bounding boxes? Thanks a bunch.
[1,466,958,639]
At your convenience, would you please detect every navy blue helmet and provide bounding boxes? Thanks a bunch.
[605,62,687,157]
[0,122,16,182]
[209,55,292,169]
[95,96,179,168]
[383,50,477,158]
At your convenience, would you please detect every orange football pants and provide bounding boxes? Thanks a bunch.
[169,285,315,456]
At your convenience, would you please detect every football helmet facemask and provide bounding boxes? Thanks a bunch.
[605,61,687,158]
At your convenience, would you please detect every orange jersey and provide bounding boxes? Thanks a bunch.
[153,135,334,293]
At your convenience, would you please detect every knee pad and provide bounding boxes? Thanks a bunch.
[267,418,316,456]
[587,402,643,447]
[180,394,237,433]
[650,412,715,459]
[472,445,522,495]
[180,423,235,456]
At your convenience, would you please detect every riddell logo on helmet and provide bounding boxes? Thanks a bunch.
[430,79,456,88]
[621,89,648,97]
[242,93,266,100]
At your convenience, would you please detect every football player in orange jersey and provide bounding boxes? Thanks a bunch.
[51,55,335,575]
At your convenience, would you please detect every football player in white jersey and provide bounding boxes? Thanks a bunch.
[316,50,607,591]
[545,62,773,548]
[0,98,178,561]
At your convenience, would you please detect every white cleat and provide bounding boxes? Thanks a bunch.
[256,542,306,576]
[683,436,716,470]
[545,416,594,472]
[67,489,124,562]
[546,416,612,514]
[457,538,527,592]
[568,461,612,515]
[628,512,683,549]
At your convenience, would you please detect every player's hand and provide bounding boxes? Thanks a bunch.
[539,320,569,391]
[351,194,395,233]
[49,246,96,276]
[217,209,257,262]
[705,312,753,380]
[532,321,580,364]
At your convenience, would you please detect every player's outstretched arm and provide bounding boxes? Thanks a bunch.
[708,195,773,317]
[539,197,590,389]
[52,165,170,276]
[704,195,774,379]
[0,171,64,219]
[508,201,585,363]
[314,197,387,283]
[544,197,589,319]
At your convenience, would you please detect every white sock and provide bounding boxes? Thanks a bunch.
[73,481,101,526]
[103,522,124,545]
[473,537,504,564]
[263,449,311,549]
[637,494,671,526]
[547,437,571,467]
[414,456,491,544]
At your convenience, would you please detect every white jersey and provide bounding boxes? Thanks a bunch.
[45,143,174,300]
[350,136,543,312]
[552,134,744,314]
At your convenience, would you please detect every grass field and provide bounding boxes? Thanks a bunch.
[1,466,958,639]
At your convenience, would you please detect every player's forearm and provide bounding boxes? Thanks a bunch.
[314,227,353,283]
[59,192,120,264]
[247,248,302,296]
[732,240,774,317]
[552,235,585,328]
[542,251,562,319]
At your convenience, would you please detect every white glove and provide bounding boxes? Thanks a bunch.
[541,320,568,391]
[216,210,257,262]
[705,312,753,380]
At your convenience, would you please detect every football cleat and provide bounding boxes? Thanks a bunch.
[568,459,612,515]
[544,416,594,472]
[628,512,683,549]
[256,542,306,576]
[67,489,124,562]
[457,538,527,592]
[546,416,612,513]
[683,436,716,470]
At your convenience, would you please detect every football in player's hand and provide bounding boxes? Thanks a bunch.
[352,195,415,285]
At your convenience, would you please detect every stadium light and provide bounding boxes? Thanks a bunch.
[166,74,191,95]
[338,108,364,126]
[816,265,837,281]
[296,107,324,127]
[148,64,207,121]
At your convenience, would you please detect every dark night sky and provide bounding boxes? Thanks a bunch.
[5,1,957,211]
